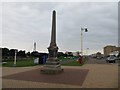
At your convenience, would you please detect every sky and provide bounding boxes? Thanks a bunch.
[1,2,118,54]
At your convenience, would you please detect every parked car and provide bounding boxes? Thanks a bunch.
[106,55,116,63]
[96,56,103,60]
[115,56,120,60]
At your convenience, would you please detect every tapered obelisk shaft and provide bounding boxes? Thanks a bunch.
[48,10,58,58]
[51,10,56,45]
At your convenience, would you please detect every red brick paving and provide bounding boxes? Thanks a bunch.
[3,68,89,86]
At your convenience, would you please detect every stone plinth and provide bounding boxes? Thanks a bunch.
[41,57,63,74]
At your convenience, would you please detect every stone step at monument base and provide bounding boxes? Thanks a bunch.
[45,61,60,65]
[40,68,63,74]
[41,64,63,74]
[43,64,61,68]
[47,58,59,61]
[42,67,62,71]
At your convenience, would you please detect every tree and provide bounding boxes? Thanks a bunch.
[9,49,15,56]
[31,51,39,57]
[8,49,18,60]
[17,50,26,58]
[2,48,9,57]
[26,52,31,57]
[57,52,64,57]
[63,53,68,57]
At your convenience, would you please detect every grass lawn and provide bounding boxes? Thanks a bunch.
[62,60,82,66]
[2,57,89,67]
[2,58,39,67]
[61,57,89,66]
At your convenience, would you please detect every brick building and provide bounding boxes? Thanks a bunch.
[104,45,120,56]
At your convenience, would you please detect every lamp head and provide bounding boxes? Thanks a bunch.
[85,28,88,32]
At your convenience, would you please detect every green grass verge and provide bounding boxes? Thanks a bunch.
[61,56,89,66]
[2,59,39,67]
[2,57,89,67]
[62,60,82,66]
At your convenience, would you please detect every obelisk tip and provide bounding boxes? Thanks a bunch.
[53,10,56,13]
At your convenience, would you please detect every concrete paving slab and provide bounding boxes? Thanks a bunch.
[2,64,118,88]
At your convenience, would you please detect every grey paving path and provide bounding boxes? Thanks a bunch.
[2,64,118,88]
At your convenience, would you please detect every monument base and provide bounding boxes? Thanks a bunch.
[41,68,64,74]
[41,57,64,74]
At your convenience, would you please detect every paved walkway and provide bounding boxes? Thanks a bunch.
[2,64,118,88]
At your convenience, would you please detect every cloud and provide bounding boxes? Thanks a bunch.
[2,2,118,54]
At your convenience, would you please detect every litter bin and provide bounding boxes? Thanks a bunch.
[38,53,48,64]
[34,57,39,65]
[42,55,48,64]
[38,54,43,64]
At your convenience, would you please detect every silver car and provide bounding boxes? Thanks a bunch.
[106,55,116,63]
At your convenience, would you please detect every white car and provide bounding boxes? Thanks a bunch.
[106,55,116,63]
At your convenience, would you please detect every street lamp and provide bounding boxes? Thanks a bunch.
[81,27,88,56]
[86,48,89,56]
[13,49,17,66]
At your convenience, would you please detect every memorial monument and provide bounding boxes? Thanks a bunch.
[41,10,63,74]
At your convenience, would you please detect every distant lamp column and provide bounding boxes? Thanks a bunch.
[81,27,88,56]
[86,48,89,56]
[13,49,17,66]
[33,42,36,52]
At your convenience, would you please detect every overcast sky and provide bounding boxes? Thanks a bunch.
[2,2,118,54]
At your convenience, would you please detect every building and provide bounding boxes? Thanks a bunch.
[104,45,120,56]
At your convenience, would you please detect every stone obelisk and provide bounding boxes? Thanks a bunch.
[41,10,63,74]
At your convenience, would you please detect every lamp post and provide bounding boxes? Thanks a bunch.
[13,49,17,66]
[81,27,88,56]
[86,48,89,56]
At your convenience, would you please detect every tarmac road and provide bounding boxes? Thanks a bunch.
[86,57,118,64]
